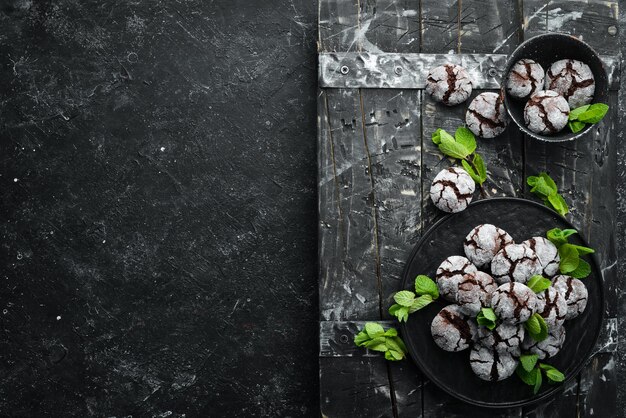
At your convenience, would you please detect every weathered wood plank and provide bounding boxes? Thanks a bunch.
[319,0,361,52]
[521,377,579,418]
[320,320,394,357]
[359,0,421,53]
[421,0,460,53]
[460,0,522,54]
[521,1,618,416]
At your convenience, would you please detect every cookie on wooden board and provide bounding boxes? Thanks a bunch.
[425,64,473,106]
[465,92,508,138]
[429,167,475,214]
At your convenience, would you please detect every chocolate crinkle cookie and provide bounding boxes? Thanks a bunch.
[535,286,568,327]
[436,255,478,302]
[431,305,477,352]
[465,92,508,138]
[491,243,541,285]
[491,282,538,324]
[470,345,518,382]
[522,325,566,360]
[545,59,595,108]
[429,167,475,213]
[506,59,545,99]
[425,64,473,106]
[477,322,524,355]
[552,275,588,320]
[456,271,498,316]
[524,90,570,135]
[464,224,514,268]
[522,237,560,277]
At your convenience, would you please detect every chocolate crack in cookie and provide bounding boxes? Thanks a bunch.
[470,345,518,381]
[522,237,560,277]
[545,59,595,108]
[464,224,514,267]
[535,286,568,327]
[456,271,498,316]
[491,243,541,284]
[436,255,478,301]
[477,322,524,355]
[524,90,570,135]
[522,325,566,360]
[425,64,473,106]
[506,59,545,99]
[491,282,538,324]
[465,92,509,138]
[429,167,475,213]
[551,275,588,320]
[431,305,477,352]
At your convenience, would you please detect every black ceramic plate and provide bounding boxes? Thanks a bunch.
[400,197,603,408]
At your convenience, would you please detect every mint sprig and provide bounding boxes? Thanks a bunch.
[546,228,594,278]
[517,360,565,394]
[476,307,497,330]
[568,103,609,133]
[527,172,569,216]
[389,275,439,322]
[524,313,548,342]
[354,323,408,361]
[432,127,487,185]
[527,275,552,293]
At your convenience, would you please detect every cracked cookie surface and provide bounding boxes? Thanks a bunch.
[464,224,514,268]
[524,90,570,135]
[552,275,588,320]
[431,305,477,352]
[545,59,595,108]
[470,344,518,381]
[429,167,475,213]
[491,243,541,284]
[491,282,538,324]
[506,59,545,99]
[535,286,568,327]
[477,322,524,355]
[456,271,498,316]
[522,237,560,277]
[436,255,478,302]
[425,64,473,106]
[465,92,508,138]
[522,325,566,360]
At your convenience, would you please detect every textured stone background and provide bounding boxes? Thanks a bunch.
[0,0,318,416]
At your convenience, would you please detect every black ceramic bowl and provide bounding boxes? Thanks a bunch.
[503,33,609,142]
[400,198,603,408]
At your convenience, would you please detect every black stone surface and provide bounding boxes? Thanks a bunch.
[0,0,318,416]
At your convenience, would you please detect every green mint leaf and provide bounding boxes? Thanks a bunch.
[561,229,578,238]
[384,351,395,361]
[569,105,591,121]
[535,314,549,341]
[476,308,497,330]
[547,192,569,216]
[438,133,471,159]
[385,336,404,354]
[432,128,446,145]
[365,322,385,338]
[398,307,409,323]
[354,330,370,346]
[389,303,402,316]
[394,290,416,307]
[533,368,543,394]
[408,294,434,313]
[559,244,580,273]
[473,153,487,182]
[455,126,477,155]
[528,176,555,198]
[568,244,595,255]
[462,159,482,184]
[569,258,591,279]
[414,275,439,298]
[516,364,537,386]
[363,336,387,351]
[391,336,407,353]
[525,314,541,336]
[386,349,404,361]
[481,307,497,321]
[568,120,587,133]
[546,228,577,247]
[577,103,609,124]
[544,367,565,383]
[527,275,552,293]
[539,173,558,194]
[520,354,539,372]
[384,328,398,337]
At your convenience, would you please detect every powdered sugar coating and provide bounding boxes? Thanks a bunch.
[491,243,541,284]
[425,64,473,106]
[522,325,566,360]
[545,59,595,108]
[506,59,545,99]
[429,167,475,213]
[469,345,518,381]
[464,224,514,267]
[552,275,588,320]
[456,271,498,316]
[431,305,477,352]
[477,322,525,355]
[522,237,560,277]
[465,92,508,138]
[491,282,538,324]
[436,255,478,302]
[524,90,570,135]
[535,286,568,327]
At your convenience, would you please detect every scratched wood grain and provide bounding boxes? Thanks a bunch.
[521,1,619,417]
[359,0,421,53]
